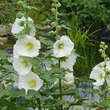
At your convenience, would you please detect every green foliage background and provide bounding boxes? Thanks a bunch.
[0,0,110,110]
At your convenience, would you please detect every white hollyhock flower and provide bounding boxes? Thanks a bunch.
[18,72,43,94]
[13,57,32,75]
[90,67,105,86]
[14,35,41,57]
[11,16,35,36]
[53,35,74,58]
[11,16,25,34]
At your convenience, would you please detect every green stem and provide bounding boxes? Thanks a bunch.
[104,81,107,110]
[55,1,59,40]
[58,60,63,110]
[37,98,42,110]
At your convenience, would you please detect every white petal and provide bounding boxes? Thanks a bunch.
[13,57,32,75]
[64,73,74,84]
[11,16,35,36]
[60,51,77,70]
[11,17,25,34]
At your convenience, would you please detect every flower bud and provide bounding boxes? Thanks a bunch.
[51,8,56,13]
[57,2,61,7]
[49,31,56,35]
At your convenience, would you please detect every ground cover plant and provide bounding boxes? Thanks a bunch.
[0,0,110,110]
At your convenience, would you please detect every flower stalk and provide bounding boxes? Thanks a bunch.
[58,60,63,110]
[37,98,42,110]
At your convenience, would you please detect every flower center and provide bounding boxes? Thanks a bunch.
[28,79,37,88]
[25,42,34,51]
[21,60,28,67]
[58,43,64,49]
[98,73,103,79]
[75,108,81,110]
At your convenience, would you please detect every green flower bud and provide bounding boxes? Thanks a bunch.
[49,31,56,35]
[51,8,56,13]
[101,41,105,45]
[57,25,61,30]
[105,45,108,49]
[52,3,56,7]
[101,53,106,58]
[57,2,61,7]
[99,49,102,52]
[16,12,24,18]
[51,22,56,27]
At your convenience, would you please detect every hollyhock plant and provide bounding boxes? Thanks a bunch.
[14,35,41,57]
[53,35,74,58]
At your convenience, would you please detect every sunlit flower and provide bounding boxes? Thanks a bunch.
[18,72,43,94]
[13,57,32,75]
[14,35,41,57]
[90,67,105,86]
[11,16,35,36]
[53,35,74,58]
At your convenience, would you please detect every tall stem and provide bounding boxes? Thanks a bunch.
[58,60,63,110]
[55,1,59,40]
[37,98,42,110]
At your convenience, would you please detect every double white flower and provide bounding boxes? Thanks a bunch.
[13,35,41,58]
[53,35,74,58]
[18,72,43,94]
